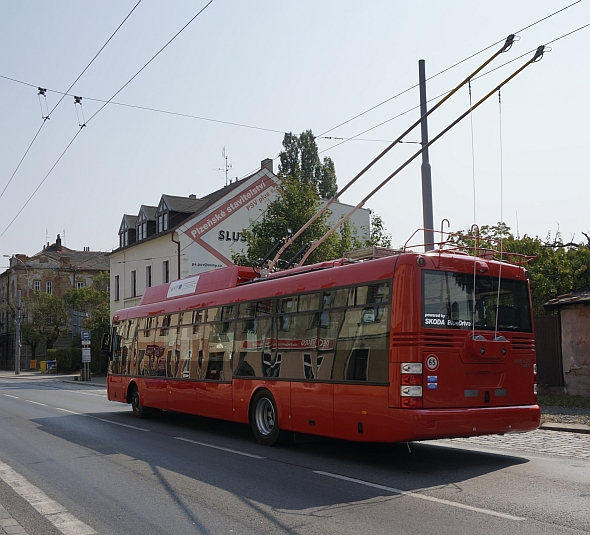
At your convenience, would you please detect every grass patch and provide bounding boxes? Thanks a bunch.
[538,392,590,409]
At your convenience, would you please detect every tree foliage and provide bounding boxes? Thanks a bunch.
[235,130,392,267]
[64,271,111,341]
[279,130,338,199]
[1,292,68,356]
[453,223,590,315]
[233,175,342,267]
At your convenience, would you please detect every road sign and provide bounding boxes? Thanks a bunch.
[81,330,91,341]
[82,348,91,363]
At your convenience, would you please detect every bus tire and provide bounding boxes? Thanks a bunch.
[250,390,290,446]
[131,385,147,419]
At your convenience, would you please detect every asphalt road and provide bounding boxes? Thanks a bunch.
[0,375,588,535]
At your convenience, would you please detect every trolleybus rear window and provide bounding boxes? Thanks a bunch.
[422,271,532,332]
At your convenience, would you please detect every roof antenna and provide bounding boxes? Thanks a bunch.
[218,147,233,186]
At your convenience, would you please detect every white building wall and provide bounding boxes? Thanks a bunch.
[110,168,372,318]
[109,233,177,316]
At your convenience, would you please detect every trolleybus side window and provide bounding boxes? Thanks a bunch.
[234,316,273,377]
[331,305,389,383]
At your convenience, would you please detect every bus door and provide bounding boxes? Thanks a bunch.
[167,325,197,414]
[332,305,390,441]
[286,308,335,437]
[196,321,233,420]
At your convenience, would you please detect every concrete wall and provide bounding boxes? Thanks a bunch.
[560,306,590,396]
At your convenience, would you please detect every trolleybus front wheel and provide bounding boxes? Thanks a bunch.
[250,390,291,446]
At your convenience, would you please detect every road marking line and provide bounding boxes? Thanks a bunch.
[314,471,525,521]
[25,400,47,406]
[90,417,149,431]
[174,437,265,459]
[55,408,82,415]
[4,394,20,399]
[0,460,96,535]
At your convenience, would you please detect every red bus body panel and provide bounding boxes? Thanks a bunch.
[107,252,540,443]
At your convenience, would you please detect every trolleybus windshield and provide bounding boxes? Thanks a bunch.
[422,270,532,332]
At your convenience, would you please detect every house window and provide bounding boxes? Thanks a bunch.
[76,282,85,289]
[137,221,147,241]
[120,231,129,248]
[114,275,120,301]
[46,281,52,294]
[131,270,137,298]
[163,260,169,284]
[157,212,169,233]
[146,265,152,288]
[34,281,40,292]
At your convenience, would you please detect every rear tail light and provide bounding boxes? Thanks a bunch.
[401,397,423,408]
[400,362,423,408]
[533,384,538,395]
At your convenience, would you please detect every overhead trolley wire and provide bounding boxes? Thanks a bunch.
[0,0,143,203]
[316,0,582,139]
[0,0,216,241]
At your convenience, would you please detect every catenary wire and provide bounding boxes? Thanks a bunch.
[0,0,216,240]
[316,0,581,138]
[0,1,143,203]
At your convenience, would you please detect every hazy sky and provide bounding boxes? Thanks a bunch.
[0,1,588,258]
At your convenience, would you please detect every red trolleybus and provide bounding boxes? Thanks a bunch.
[106,245,540,446]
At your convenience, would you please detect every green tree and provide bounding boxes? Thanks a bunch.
[28,292,68,350]
[64,272,111,375]
[1,292,68,356]
[365,212,392,248]
[279,130,337,199]
[233,175,342,267]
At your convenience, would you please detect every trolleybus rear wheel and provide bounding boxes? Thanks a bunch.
[131,385,146,419]
[250,390,290,446]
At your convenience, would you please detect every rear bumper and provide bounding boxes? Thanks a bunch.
[389,404,541,442]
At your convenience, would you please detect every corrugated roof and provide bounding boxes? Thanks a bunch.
[160,194,204,214]
[544,287,590,310]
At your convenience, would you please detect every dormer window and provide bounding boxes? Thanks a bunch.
[157,212,169,233]
[137,221,147,241]
[156,196,172,233]
[118,215,137,248]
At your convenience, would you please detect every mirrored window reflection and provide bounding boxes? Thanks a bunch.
[233,317,273,378]
[205,321,234,380]
[112,319,137,375]
[332,306,389,383]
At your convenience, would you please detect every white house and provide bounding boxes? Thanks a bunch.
[109,159,370,317]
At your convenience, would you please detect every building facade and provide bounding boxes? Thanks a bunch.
[110,159,371,317]
[0,235,110,369]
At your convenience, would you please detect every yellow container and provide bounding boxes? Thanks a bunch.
[39,361,47,373]
[30,359,36,370]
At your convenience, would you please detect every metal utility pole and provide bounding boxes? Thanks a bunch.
[15,290,21,375]
[419,59,434,251]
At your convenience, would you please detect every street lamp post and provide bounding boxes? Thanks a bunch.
[4,255,29,372]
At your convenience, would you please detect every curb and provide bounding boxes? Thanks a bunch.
[539,422,590,434]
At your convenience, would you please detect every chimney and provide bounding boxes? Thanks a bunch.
[189,194,197,199]
[56,234,62,251]
[261,158,273,173]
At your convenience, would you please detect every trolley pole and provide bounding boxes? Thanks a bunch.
[15,290,21,375]
[419,59,435,251]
